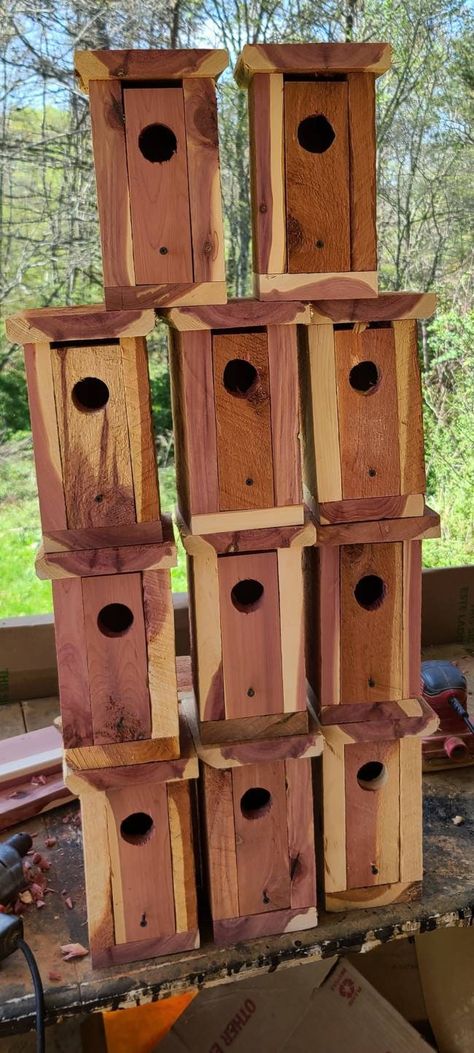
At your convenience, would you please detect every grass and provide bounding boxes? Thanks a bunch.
[0,438,187,616]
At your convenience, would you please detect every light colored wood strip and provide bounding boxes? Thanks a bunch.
[143,570,179,742]
[340,542,403,703]
[248,74,286,274]
[171,330,219,516]
[121,336,160,522]
[123,86,193,284]
[232,762,291,916]
[256,271,378,299]
[308,324,342,503]
[345,739,400,889]
[89,81,135,288]
[285,758,316,909]
[199,711,308,747]
[393,320,426,496]
[325,881,420,912]
[190,504,304,535]
[188,548,223,721]
[80,787,115,960]
[65,736,180,770]
[52,579,93,747]
[23,343,67,531]
[105,281,227,310]
[402,540,423,697]
[318,547,341,707]
[277,548,306,713]
[202,765,239,920]
[183,78,225,283]
[399,737,423,882]
[167,781,198,933]
[267,324,301,506]
[320,725,347,893]
[347,74,377,270]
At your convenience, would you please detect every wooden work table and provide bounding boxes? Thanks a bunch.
[0,763,472,1035]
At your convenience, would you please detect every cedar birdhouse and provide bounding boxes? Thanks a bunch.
[235,43,391,301]
[75,48,228,309]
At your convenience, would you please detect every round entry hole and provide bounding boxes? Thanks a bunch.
[72,377,109,412]
[120,812,154,845]
[138,123,177,163]
[223,358,259,398]
[231,579,264,613]
[297,114,335,153]
[240,787,272,820]
[354,575,387,611]
[357,761,387,791]
[97,603,134,637]
[349,361,380,393]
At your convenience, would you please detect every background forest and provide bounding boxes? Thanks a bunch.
[0,0,473,614]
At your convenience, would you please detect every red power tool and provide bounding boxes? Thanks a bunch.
[421,659,474,769]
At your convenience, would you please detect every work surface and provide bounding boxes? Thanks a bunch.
[0,763,472,1034]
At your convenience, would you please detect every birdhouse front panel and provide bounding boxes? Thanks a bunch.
[76,49,229,308]
[298,294,436,524]
[236,43,391,301]
[202,756,317,944]
[320,728,422,910]
[53,568,179,767]
[166,300,308,535]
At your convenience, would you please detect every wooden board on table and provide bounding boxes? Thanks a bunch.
[202,765,239,919]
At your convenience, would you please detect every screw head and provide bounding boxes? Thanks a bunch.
[316,239,324,249]
[159,246,168,255]
[95,494,104,503]
[245,477,254,486]
[259,202,268,214]
[247,688,255,698]
[368,467,377,477]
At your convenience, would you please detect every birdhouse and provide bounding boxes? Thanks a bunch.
[51,553,179,769]
[307,517,441,725]
[318,726,424,910]
[188,706,321,945]
[164,299,310,534]
[75,48,228,309]
[235,42,391,301]
[299,293,436,524]
[183,522,314,743]
[6,305,163,553]
[65,711,199,967]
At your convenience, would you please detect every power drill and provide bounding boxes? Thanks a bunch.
[421,659,474,767]
[0,832,33,958]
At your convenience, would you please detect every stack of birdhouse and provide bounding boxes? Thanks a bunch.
[7,40,441,966]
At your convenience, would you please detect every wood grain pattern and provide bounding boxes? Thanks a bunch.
[183,78,225,283]
[80,788,114,964]
[317,547,341,707]
[23,343,67,532]
[167,781,198,933]
[213,906,318,945]
[248,73,286,274]
[0,774,71,832]
[310,292,437,325]
[89,81,135,288]
[317,492,427,525]
[345,739,400,889]
[340,542,403,704]
[76,48,229,91]
[37,540,175,580]
[325,882,420,912]
[202,765,239,919]
[65,736,180,770]
[106,783,175,944]
[348,74,377,270]
[285,81,350,274]
[170,329,218,518]
[399,737,423,882]
[277,548,306,713]
[105,281,227,310]
[6,304,155,345]
[143,570,179,742]
[285,758,316,909]
[218,552,283,719]
[393,320,426,496]
[256,270,378,301]
[186,518,313,554]
[213,330,274,511]
[52,579,93,748]
[199,711,309,746]
[121,337,160,522]
[235,42,392,86]
[320,724,347,893]
[93,929,199,968]
[306,324,342,503]
[51,343,136,529]
[43,518,167,553]
[187,546,223,722]
[161,299,311,331]
[123,87,193,284]
[335,326,401,499]
[320,697,438,739]
[232,762,291,916]
[402,541,422,697]
[314,505,439,544]
[190,504,304,535]
[82,573,151,744]
[267,324,301,506]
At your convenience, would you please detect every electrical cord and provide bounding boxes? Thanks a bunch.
[17,938,46,1053]
[449,696,474,736]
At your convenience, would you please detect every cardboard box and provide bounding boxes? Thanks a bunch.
[422,566,474,648]
[156,957,434,1052]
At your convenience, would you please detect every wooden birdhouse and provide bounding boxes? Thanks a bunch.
[186,702,322,945]
[75,49,228,309]
[50,545,179,770]
[163,299,310,534]
[299,293,436,524]
[65,710,199,966]
[183,522,314,743]
[6,305,163,553]
[319,726,425,910]
[235,42,391,301]
[307,514,441,725]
